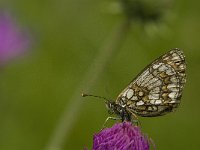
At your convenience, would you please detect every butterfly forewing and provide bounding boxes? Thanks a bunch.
[116,48,186,117]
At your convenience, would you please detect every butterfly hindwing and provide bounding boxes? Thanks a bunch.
[116,48,186,117]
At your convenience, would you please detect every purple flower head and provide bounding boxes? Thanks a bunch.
[92,122,150,150]
[0,11,31,65]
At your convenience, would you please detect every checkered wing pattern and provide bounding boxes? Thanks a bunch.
[116,48,186,117]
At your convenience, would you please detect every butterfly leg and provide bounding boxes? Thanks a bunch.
[130,112,141,126]
[102,116,121,129]
[126,108,141,126]
[131,119,141,126]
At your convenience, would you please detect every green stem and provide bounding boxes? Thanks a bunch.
[45,18,131,150]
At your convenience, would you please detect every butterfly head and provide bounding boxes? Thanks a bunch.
[105,100,116,115]
[81,93,122,116]
[105,100,124,118]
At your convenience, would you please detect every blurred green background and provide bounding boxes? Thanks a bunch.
[0,0,199,150]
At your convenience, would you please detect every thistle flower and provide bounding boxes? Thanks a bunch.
[0,11,30,65]
[91,122,150,150]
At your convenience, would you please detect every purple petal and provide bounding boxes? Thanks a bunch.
[92,122,150,150]
[0,11,30,65]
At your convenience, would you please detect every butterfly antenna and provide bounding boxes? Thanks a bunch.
[81,93,109,101]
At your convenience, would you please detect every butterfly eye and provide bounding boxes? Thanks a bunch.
[105,101,116,114]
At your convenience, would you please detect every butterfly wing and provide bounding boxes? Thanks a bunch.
[116,48,186,117]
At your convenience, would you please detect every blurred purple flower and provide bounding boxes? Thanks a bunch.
[91,122,150,150]
[0,11,30,65]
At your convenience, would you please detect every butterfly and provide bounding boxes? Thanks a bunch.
[82,48,186,124]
